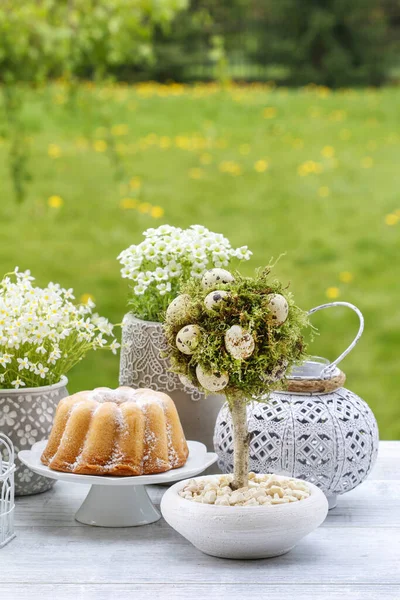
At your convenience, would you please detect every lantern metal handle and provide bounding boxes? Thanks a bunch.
[307,302,364,379]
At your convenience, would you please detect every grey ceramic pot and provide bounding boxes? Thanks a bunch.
[119,313,223,453]
[0,377,69,496]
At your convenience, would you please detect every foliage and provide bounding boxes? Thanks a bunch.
[164,267,310,400]
[136,0,395,87]
[118,224,251,322]
[0,268,119,389]
[0,0,187,203]
[256,0,391,87]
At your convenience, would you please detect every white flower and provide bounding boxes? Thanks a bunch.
[156,282,172,296]
[12,377,26,389]
[134,284,146,296]
[34,363,49,379]
[110,340,121,355]
[0,353,12,367]
[235,246,253,261]
[154,267,167,282]
[17,357,30,371]
[190,265,205,278]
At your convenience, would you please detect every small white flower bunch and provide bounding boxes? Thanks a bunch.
[0,268,119,390]
[118,224,252,321]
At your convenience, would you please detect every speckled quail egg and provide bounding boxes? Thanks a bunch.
[176,324,201,355]
[195,364,229,392]
[204,290,230,311]
[267,293,289,326]
[225,325,255,360]
[201,268,235,290]
[166,294,192,323]
[178,373,196,389]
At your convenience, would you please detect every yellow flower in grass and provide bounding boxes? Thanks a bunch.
[80,293,95,305]
[317,86,331,98]
[339,271,353,283]
[321,146,335,158]
[129,177,142,190]
[385,213,399,226]
[111,124,128,136]
[48,195,63,209]
[263,107,277,119]
[120,198,138,210]
[219,161,242,176]
[361,156,374,169]
[93,140,107,153]
[151,206,165,219]
[138,202,152,214]
[254,159,269,173]
[189,168,204,179]
[298,161,323,176]
[318,186,330,198]
[326,287,340,299]
[48,144,62,158]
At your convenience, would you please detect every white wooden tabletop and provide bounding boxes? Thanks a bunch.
[1,441,400,600]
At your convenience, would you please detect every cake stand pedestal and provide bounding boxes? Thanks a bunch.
[19,440,217,527]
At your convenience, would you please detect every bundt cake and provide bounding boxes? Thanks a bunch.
[41,387,189,476]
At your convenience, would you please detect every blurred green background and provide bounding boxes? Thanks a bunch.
[0,1,399,438]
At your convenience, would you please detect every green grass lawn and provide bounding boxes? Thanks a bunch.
[0,82,399,438]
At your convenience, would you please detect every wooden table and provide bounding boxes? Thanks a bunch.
[1,441,400,600]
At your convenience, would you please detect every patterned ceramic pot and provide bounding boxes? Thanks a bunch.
[214,302,379,509]
[0,377,68,496]
[119,313,224,452]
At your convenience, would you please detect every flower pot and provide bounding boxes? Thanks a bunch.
[119,314,224,452]
[0,377,69,496]
[160,474,328,559]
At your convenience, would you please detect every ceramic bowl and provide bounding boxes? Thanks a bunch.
[160,474,328,559]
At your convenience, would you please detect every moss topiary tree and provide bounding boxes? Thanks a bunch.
[164,266,310,490]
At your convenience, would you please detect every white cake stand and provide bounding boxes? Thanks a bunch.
[19,440,217,528]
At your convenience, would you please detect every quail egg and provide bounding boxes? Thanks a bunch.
[195,364,229,392]
[201,268,234,290]
[176,324,201,355]
[225,325,255,360]
[204,290,230,311]
[267,293,289,326]
[166,294,191,323]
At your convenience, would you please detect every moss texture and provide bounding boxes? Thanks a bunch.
[163,266,311,402]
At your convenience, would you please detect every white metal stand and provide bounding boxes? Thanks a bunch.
[0,433,16,547]
[19,440,217,527]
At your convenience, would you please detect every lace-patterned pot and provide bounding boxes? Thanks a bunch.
[214,303,379,509]
[0,377,68,496]
[119,313,224,452]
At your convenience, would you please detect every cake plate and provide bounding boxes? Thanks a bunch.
[19,440,217,528]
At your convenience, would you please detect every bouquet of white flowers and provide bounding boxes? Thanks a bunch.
[118,224,252,321]
[0,268,119,389]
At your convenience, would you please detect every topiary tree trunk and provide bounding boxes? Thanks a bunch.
[229,396,250,490]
